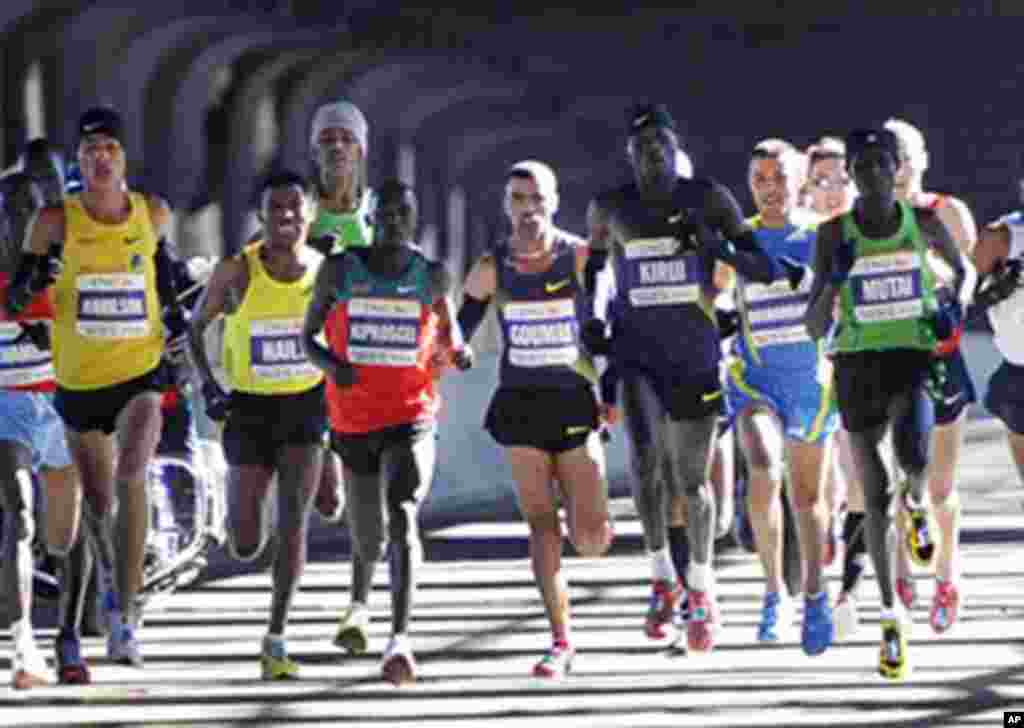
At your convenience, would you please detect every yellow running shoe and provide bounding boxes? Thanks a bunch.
[334,605,370,655]
[899,489,938,568]
[878,618,909,680]
[261,637,299,681]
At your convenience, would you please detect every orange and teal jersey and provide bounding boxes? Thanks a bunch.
[323,249,441,434]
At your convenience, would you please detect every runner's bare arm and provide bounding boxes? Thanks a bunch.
[805,218,840,341]
[972,221,1011,277]
[188,254,247,390]
[430,261,471,370]
[301,254,356,386]
[918,208,974,306]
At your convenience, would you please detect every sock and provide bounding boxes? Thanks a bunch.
[841,512,867,596]
[552,622,571,646]
[263,632,286,656]
[687,562,713,593]
[10,618,34,653]
[667,526,690,589]
[879,606,897,622]
[650,546,676,583]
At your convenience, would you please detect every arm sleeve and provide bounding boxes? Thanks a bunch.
[456,293,490,343]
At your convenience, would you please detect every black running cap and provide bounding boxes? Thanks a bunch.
[629,104,677,135]
[77,107,124,146]
[844,128,901,165]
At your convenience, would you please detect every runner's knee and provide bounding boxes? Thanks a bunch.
[570,520,611,557]
[227,528,265,562]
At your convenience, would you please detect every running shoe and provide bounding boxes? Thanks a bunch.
[645,580,683,640]
[900,492,937,567]
[756,591,792,643]
[11,644,49,689]
[107,620,142,667]
[833,592,860,641]
[686,589,719,654]
[801,592,834,656]
[533,641,575,679]
[55,632,91,685]
[381,635,417,686]
[333,604,370,655]
[260,637,299,681]
[930,579,961,635]
[878,617,909,680]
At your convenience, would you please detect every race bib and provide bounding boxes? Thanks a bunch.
[76,274,150,339]
[346,297,423,367]
[249,319,317,381]
[849,252,924,322]
[503,299,578,368]
[622,238,700,307]
[744,276,813,348]
[0,321,53,387]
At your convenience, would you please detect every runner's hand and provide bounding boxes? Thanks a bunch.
[201,380,231,422]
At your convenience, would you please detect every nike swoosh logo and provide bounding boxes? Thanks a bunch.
[545,279,571,294]
[84,122,102,132]
[702,390,723,402]
[397,285,416,294]
[633,113,651,127]
[942,392,962,406]
[668,213,684,224]
[566,426,590,435]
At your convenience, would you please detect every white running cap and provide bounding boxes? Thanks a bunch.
[310,101,368,153]
[508,160,558,196]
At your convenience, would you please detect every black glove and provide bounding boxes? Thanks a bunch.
[974,258,1022,312]
[715,308,741,339]
[671,210,701,254]
[777,255,808,291]
[13,322,50,351]
[5,244,63,317]
[932,291,964,341]
[38,242,63,289]
[308,234,338,257]
[163,307,190,363]
[580,318,612,356]
[201,380,231,422]
[328,359,358,388]
[452,345,474,371]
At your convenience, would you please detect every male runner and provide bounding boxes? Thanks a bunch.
[726,139,837,654]
[458,161,612,677]
[8,108,178,667]
[585,104,777,653]
[884,118,978,634]
[190,171,327,680]
[303,179,471,685]
[805,127,972,679]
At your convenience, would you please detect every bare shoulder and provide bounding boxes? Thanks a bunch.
[912,205,946,236]
[144,193,172,228]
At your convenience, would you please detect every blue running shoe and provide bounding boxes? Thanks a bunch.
[757,592,791,643]
[801,592,834,656]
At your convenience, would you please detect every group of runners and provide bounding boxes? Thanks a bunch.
[1,98,1022,690]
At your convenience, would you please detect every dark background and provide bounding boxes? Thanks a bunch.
[3,3,1023,265]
